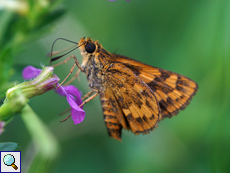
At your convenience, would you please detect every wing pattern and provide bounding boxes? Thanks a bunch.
[111,54,198,118]
[104,63,160,134]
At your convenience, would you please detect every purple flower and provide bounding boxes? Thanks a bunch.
[55,86,85,124]
[22,66,42,80]
[8,66,59,99]
[22,66,85,124]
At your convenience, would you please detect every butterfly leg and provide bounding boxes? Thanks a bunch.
[59,107,71,116]
[81,90,94,101]
[60,91,99,123]
[52,55,73,67]
[56,54,85,88]
[56,63,77,89]
[71,55,84,72]
[59,90,95,118]
[51,55,82,85]
[78,91,99,108]
[64,69,81,86]
[60,113,72,122]
[52,55,84,72]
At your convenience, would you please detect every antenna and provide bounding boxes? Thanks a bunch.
[49,38,78,65]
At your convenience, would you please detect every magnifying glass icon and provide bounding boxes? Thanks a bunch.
[3,154,18,170]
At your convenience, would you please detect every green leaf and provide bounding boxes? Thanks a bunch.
[0,11,14,46]
[34,9,66,31]
[0,142,18,151]
[0,45,14,87]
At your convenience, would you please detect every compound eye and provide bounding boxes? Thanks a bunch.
[85,42,96,53]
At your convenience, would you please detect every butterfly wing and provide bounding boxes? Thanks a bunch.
[110,54,198,118]
[140,68,198,118]
[104,63,160,135]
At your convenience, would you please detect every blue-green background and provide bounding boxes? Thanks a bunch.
[1,0,230,172]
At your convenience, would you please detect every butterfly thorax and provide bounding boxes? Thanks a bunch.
[81,54,105,91]
[79,37,112,91]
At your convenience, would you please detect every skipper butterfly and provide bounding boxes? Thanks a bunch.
[53,37,198,141]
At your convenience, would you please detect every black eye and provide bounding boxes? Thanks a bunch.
[85,42,96,53]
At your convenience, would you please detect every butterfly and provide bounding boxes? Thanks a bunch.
[52,37,198,141]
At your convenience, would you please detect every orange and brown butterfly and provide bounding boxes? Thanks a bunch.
[54,37,198,141]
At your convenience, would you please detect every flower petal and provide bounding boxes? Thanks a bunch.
[66,92,85,124]
[55,85,66,96]
[57,86,85,124]
[55,85,83,107]
[61,85,82,106]
[62,85,81,98]
[71,108,85,124]
[21,65,85,124]
[22,66,42,80]
[66,93,79,110]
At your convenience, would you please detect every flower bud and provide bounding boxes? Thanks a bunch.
[0,67,59,121]
[6,67,59,99]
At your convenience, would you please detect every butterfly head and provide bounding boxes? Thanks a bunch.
[78,37,102,57]
[78,37,111,68]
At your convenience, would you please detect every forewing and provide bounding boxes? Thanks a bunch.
[111,54,198,118]
[105,63,160,134]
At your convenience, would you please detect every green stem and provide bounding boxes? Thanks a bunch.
[0,89,28,121]
[21,104,60,173]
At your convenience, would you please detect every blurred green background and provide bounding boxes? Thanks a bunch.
[0,0,230,172]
